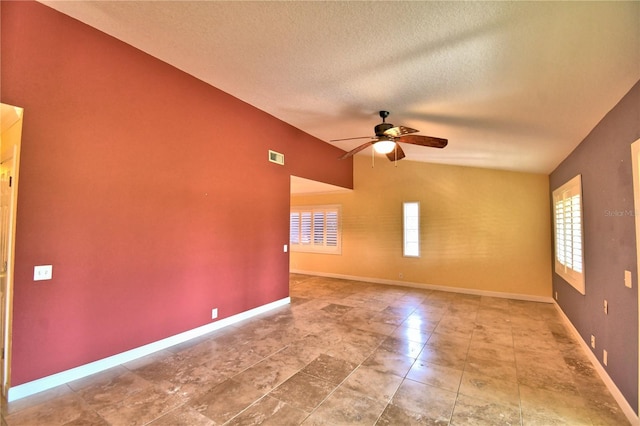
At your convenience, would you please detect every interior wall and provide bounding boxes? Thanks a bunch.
[0,0,352,386]
[292,155,552,298]
[550,79,640,413]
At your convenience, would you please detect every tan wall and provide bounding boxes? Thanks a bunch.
[291,155,552,298]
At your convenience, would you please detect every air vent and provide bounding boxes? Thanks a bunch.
[268,150,285,165]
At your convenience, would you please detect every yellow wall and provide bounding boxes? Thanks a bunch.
[291,155,552,298]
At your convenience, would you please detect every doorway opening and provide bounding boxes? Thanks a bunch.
[0,103,24,414]
[631,138,640,416]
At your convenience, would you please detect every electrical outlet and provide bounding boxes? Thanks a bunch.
[34,265,53,281]
[591,335,596,349]
[603,300,608,315]
[555,291,558,301]
[211,308,218,319]
[603,349,608,366]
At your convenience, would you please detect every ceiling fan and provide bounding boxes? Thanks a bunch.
[333,111,448,161]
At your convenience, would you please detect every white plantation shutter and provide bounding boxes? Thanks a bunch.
[555,194,583,273]
[326,211,338,247]
[553,175,585,294]
[300,212,312,244]
[289,205,341,254]
[313,212,324,245]
[290,213,300,244]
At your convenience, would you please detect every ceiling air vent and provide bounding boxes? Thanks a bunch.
[268,150,285,165]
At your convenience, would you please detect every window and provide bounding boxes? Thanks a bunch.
[553,175,585,294]
[403,202,420,257]
[290,205,341,254]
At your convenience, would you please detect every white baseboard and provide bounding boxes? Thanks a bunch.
[7,297,290,402]
[291,269,555,304]
[554,302,639,425]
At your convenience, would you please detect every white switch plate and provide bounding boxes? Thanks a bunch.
[625,270,632,288]
[603,349,608,366]
[211,308,218,319]
[283,244,288,253]
[34,265,53,281]
[591,335,596,349]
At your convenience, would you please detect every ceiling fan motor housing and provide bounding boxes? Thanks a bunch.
[375,122,394,137]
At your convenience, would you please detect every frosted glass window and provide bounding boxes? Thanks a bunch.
[403,202,420,257]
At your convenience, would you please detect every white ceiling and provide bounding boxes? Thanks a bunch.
[40,1,639,175]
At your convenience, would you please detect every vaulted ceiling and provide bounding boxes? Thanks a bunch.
[39,1,639,174]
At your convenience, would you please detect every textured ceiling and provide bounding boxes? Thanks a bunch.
[39,1,639,174]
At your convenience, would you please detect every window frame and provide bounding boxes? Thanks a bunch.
[403,201,420,258]
[290,205,342,255]
[553,174,585,295]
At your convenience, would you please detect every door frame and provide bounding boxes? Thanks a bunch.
[631,138,640,417]
[0,103,23,399]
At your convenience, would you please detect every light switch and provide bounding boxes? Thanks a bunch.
[34,265,53,281]
[625,270,632,288]
[284,244,288,253]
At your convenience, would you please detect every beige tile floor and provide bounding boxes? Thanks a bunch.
[3,274,631,425]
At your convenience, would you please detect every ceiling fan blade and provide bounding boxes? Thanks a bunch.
[330,136,373,142]
[339,141,375,159]
[397,134,448,148]
[386,143,406,161]
[383,126,419,138]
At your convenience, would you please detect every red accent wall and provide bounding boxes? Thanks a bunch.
[1,1,352,385]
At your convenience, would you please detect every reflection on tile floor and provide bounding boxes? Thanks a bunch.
[5,275,631,425]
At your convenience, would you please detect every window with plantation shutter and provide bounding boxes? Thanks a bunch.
[289,205,341,254]
[553,175,585,294]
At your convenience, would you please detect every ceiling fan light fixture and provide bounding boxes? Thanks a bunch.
[373,139,396,154]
